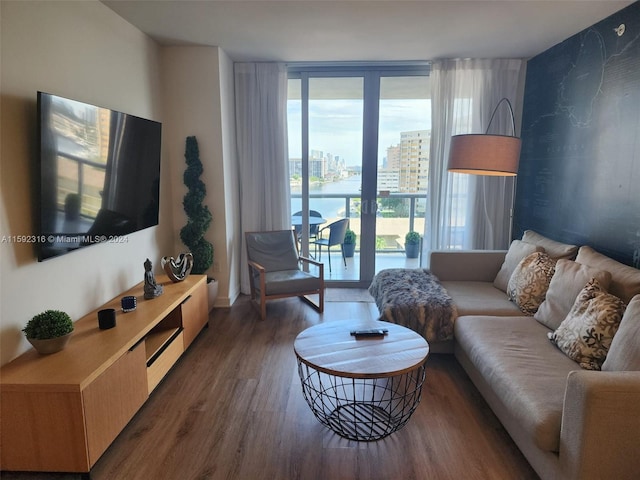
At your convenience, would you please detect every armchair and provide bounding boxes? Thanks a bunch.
[245,230,324,320]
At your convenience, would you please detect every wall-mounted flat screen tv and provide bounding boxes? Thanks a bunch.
[37,92,161,261]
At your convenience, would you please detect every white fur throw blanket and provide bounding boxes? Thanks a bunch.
[368,268,457,342]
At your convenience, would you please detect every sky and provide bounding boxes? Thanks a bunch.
[287,98,431,166]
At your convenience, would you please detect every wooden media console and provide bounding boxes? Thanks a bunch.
[0,274,208,475]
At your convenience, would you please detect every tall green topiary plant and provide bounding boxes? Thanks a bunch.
[180,136,213,275]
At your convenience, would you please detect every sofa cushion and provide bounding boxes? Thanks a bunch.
[493,240,544,293]
[454,315,578,452]
[534,259,612,330]
[440,281,525,317]
[602,294,640,371]
[548,278,626,370]
[575,246,640,303]
[507,252,556,315]
[521,230,578,260]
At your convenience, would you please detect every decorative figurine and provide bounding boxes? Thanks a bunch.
[143,258,163,299]
[161,252,194,283]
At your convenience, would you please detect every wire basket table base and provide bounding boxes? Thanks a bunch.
[297,360,427,441]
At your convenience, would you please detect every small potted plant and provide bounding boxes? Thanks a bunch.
[23,309,74,354]
[405,231,421,259]
[64,193,81,220]
[343,229,357,258]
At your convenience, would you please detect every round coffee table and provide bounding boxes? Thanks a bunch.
[294,320,429,441]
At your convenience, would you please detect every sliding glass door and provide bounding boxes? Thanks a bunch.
[288,66,430,286]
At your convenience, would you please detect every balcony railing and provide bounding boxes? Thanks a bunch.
[291,192,426,253]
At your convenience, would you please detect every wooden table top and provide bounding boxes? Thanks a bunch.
[291,215,326,226]
[294,320,429,378]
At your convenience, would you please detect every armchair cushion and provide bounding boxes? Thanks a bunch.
[246,230,300,271]
[263,270,323,296]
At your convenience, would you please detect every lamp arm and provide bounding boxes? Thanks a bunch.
[485,98,516,136]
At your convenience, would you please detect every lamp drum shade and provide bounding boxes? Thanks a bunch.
[448,134,521,176]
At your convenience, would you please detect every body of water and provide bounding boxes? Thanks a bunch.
[290,175,362,219]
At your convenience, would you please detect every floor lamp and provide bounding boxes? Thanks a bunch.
[447,97,521,241]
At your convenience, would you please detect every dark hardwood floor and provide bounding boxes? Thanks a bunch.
[2,295,538,480]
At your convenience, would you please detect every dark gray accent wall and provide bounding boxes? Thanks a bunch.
[513,1,640,268]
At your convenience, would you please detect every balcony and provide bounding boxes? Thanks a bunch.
[292,192,425,282]
[317,251,421,281]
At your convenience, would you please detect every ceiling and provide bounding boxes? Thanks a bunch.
[101,0,634,62]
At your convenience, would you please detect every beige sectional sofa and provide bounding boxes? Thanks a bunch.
[429,232,640,480]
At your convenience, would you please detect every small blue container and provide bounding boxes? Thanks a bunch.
[121,296,137,313]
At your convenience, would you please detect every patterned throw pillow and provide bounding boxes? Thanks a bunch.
[507,252,557,315]
[548,278,627,370]
[493,240,544,293]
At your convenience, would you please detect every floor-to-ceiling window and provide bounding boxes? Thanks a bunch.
[288,65,430,287]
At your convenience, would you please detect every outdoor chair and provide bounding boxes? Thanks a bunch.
[311,218,349,273]
[293,210,323,241]
[245,229,324,320]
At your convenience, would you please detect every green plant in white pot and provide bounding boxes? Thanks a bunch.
[23,310,74,354]
[405,231,421,259]
[180,136,217,311]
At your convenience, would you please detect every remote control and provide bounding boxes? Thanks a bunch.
[350,328,388,338]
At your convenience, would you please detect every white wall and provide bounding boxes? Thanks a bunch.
[0,1,170,364]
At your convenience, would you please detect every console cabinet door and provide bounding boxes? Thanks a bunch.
[82,340,148,467]
[181,281,208,348]
[0,389,88,472]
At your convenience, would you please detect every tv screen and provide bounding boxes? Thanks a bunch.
[37,92,161,261]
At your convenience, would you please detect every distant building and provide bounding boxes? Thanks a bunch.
[377,130,430,193]
[378,169,400,191]
[290,129,429,191]
[289,158,302,177]
[309,157,326,178]
[398,130,429,193]
[386,144,401,170]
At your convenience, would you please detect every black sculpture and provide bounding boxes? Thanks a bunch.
[143,258,163,299]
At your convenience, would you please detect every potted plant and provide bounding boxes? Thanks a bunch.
[180,136,218,311]
[343,229,357,258]
[64,193,81,220]
[405,231,421,259]
[23,310,74,354]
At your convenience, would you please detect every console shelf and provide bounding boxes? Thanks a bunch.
[0,274,208,474]
[145,327,182,365]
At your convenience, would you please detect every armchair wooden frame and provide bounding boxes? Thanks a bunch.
[246,230,325,321]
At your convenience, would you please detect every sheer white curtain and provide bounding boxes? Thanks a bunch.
[235,62,291,293]
[425,59,524,256]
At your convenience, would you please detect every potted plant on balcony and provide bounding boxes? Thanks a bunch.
[343,229,357,258]
[405,231,421,259]
[23,309,74,354]
[180,136,217,310]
